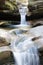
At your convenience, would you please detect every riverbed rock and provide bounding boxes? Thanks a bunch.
[0,29,11,46]
[0,51,14,65]
[0,51,11,61]
[0,29,14,64]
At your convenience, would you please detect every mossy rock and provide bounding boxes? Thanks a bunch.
[0,0,19,13]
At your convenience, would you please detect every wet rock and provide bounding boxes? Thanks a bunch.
[0,51,11,61]
[0,51,14,65]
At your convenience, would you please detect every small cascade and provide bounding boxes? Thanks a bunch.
[19,7,28,25]
[11,37,39,65]
[10,1,39,65]
[20,14,26,24]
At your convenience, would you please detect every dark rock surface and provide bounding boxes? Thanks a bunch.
[38,48,43,65]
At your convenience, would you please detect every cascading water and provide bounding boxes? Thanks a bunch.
[10,0,39,65]
[16,0,28,25]
[19,6,28,25]
[10,36,39,65]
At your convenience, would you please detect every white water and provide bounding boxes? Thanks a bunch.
[20,14,27,24]
[10,3,39,65]
[11,37,39,65]
[19,6,28,25]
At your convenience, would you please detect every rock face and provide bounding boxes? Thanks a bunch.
[28,0,43,14]
[30,19,43,27]
[0,37,10,47]
[0,51,14,65]
[0,0,19,13]
[16,0,28,6]
[0,29,14,65]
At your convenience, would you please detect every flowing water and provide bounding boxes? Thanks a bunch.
[19,7,27,25]
[11,37,39,65]
[10,2,39,65]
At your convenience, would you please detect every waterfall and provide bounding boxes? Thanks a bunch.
[11,37,39,65]
[19,6,28,25]
[10,1,39,64]
[20,14,27,24]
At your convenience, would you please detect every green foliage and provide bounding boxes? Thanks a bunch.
[0,0,19,13]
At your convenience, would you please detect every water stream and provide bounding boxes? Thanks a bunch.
[11,37,39,65]
[10,2,39,65]
[19,7,27,25]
